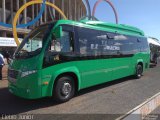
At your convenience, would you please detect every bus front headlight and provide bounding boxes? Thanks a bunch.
[21,70,37,78]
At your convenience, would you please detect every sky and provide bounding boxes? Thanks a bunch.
[86,0,160,40]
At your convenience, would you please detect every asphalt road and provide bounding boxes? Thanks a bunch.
[0,63,160,120]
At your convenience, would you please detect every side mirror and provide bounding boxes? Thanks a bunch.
[53,26,62,39]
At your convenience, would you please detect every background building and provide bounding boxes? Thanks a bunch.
[0,0,86,38]
[0,0,86,57]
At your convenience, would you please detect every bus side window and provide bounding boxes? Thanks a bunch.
[79,39,88,55]
[43,30,74,67]
[48,31,73,53]
[60,31,72,52]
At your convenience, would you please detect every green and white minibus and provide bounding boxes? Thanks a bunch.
[8,20,150,102]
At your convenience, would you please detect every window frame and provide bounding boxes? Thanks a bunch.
[47,25,76,53]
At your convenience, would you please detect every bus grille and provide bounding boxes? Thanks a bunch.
[8,69,19,79]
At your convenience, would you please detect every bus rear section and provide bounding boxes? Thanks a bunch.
[148,37,160,65]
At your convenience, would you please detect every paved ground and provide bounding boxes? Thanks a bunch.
[0,63,160,120]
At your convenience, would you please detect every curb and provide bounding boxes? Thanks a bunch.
[116,92,160,120]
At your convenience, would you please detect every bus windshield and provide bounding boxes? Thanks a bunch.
[14,25,51,59]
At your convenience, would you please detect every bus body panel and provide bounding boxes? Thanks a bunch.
[111,57,133,80]
[76,59,113,89]
[8,71,42,99]
[41,64,81,97]
[8,56,43,99]
[8,52,149,99]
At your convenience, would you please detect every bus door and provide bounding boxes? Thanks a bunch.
[42,25,75,96]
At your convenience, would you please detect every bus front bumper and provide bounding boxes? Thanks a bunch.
[8,76,42,99]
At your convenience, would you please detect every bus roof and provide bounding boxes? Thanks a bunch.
[55,20,145,37]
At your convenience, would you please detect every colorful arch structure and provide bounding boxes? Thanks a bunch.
[92,0,118,24]
[84,0,91,19]
[13,0,67,46]
[47,0,88,21]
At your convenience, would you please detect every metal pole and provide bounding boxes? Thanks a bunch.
[32,5,35,27]
[16,0,20,24]
[36,4,39,26]
[2,0,6,37]
[23,0,27,25]
[74,0,77,20]
[44,3,47,22]
[78,4,80,20]
[68,0,72,20]
[48,0,55,21]
[59,0,62,19]
[40,4,43,24]
[52,0,55,17]
[61,0,64,14]
[11,0,14,24]
[2,0,6,23]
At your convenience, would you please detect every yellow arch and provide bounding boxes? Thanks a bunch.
[13,0,67,46]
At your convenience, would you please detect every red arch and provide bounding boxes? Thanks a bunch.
[92,0,118,24]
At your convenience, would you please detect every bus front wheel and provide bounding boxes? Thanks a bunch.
[53,76,75,102]
[135,64,143,79]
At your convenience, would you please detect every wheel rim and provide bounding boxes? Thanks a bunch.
[61,82,72,97]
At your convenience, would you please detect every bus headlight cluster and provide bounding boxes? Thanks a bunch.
[21,70,37,77]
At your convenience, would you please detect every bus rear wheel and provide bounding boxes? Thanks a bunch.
[135,64,143,79]
[53,76,75,103]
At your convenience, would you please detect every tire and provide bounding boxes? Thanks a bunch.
[53,76,75,103]
[135,64,143,79]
